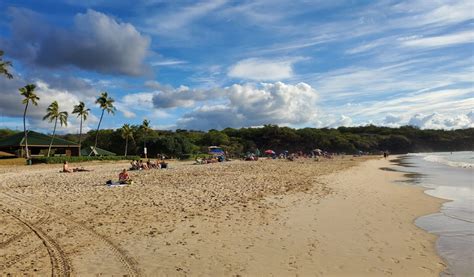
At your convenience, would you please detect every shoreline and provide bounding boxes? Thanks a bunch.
[265,157,447,276]
[0,157,447,275]
[396,153,474,276]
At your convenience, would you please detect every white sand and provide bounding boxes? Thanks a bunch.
[0,157,444,276]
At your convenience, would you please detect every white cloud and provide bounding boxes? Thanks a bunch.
[330,115,353,127]
[121,92,156,110]
[144,80,163,90]
[144,0,227,36]
[177,82,318,130]
[228,58,301,81]
[117,91,174,119]
[391,0,474,29]
[152,85,220,108]
[316,111,474,130]
[407,112,474,130]
[150,59,188,66]
[401,30,474,49]
[383,114,404,125]
[121,81,318,130]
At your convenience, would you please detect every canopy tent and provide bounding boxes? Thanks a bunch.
[208,146,225,156]
[0,131,80,157]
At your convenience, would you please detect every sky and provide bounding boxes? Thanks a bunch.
[0,0,473,134]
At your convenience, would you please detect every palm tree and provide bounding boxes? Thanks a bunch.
[121,124,134,157]
[0,50,13,79]
[72,102,90,156]
[93,92,115,152]
[43,101,68,157]
[19,84,39,159]
[141,119,150,158]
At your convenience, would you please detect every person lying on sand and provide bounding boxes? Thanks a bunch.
[73,167,91,172]
[62,161,92,173]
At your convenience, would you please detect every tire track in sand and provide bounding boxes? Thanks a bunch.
[0,213,50,248]
[1,192,141,277]
[0,245,43,271]
[1,210,72,277]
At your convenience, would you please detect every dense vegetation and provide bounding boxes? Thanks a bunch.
[2,125,472,158]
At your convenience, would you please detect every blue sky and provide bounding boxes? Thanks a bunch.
[0,0,473,133]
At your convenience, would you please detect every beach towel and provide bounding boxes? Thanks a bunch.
[107,183,127,187]
[106,180,129,187]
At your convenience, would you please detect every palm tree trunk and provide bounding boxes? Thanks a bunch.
[94,109,105,151]
[78,116,83,156]
[125,137,128,157]
[47,118,58,157]
[23,101,29,159]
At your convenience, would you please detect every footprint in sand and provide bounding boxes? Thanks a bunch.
[420,266,434,273]
[288,256,297,269]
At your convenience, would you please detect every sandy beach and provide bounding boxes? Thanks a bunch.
[0,157,445,276]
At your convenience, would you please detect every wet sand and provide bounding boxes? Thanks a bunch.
[0,157,444,276]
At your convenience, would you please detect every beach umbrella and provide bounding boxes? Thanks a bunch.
[264,149,275,155]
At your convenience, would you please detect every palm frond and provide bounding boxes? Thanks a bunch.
[59,112,68,126]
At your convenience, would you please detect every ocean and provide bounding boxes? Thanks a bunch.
[395,151,473,276]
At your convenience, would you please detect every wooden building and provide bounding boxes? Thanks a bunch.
[0,131,80,157]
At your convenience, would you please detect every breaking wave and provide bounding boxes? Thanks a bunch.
[423,154,473,169]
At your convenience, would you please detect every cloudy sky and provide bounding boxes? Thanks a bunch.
[0,0,473,133]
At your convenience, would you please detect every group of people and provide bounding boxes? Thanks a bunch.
[195,155,226,164]
[243,150,334,162]
[243,153,259,161]
[130,159,168,170]
[117,158,168,185]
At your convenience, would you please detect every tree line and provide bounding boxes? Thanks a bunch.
[44,124,474,158]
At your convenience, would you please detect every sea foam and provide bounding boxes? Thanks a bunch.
[423,154,473,169]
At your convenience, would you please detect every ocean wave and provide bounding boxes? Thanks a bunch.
[423,155,474,169]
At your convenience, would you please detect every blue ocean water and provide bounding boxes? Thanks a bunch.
[397,152,474,276]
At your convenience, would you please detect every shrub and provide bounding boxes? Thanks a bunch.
[31,155,141,164]
[178,153,212,160]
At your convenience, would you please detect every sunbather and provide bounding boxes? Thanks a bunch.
[118,169,132,184]
[73,167,91,172]
[62,161,91,173]
[62,161,73,173]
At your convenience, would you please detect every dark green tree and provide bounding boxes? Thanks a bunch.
[19,84,40,159]
[93,92,115,152]
[72,101,90,155]
[43,101,68,157]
